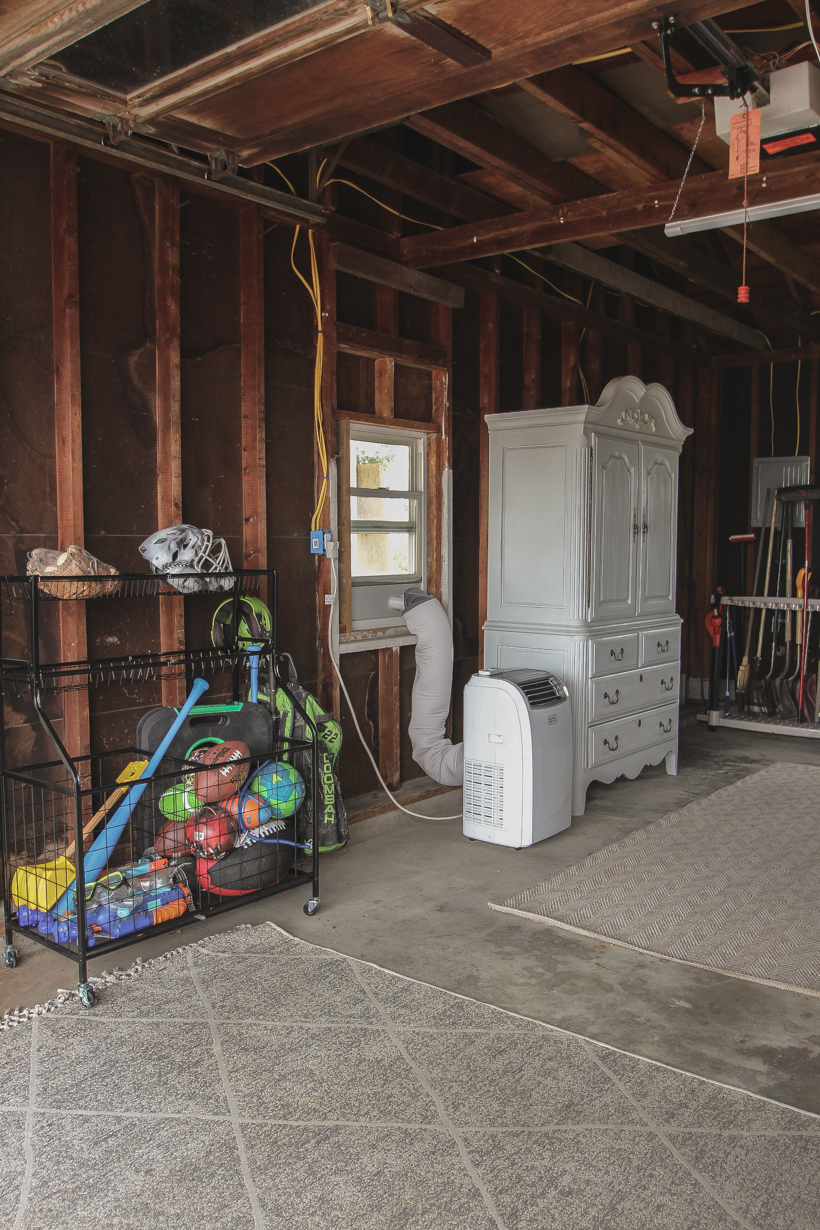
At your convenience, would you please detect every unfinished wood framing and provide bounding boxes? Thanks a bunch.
[377,645,401,789]
[240,205,267,575]
[562,320,580,407]
[478,289,499,666]
[50,140,90,765]
[154,177,185,708]
[522,306,541,410]
[316,230,338,718]
[691,367,720,683]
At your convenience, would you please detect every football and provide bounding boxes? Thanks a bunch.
[154,817,195,858]
[184,806,239,860]
[193,740,250,803]
[222,790,272,832]
[248,761,305,819]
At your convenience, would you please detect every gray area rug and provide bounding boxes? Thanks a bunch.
[491,763,820,997]
[2,923,820,1230]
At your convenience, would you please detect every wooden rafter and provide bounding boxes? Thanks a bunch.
[240,205,267,576]
[400,153,820,269]
[0,0,150,75]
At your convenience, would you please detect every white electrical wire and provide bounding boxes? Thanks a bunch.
[328,555,463,820]
[807,0,820,64]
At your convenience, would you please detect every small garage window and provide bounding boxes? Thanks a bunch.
[349,424,427,629]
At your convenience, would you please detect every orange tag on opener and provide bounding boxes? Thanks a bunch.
[728,108,761,179]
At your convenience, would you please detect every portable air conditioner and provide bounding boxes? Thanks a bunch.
[462,668,572,848]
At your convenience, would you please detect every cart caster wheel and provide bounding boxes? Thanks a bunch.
[303,898,321,916]
[77,983,97,1009]
[3,946,18,969]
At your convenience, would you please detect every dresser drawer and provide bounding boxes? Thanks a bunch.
[590,632,639,677]
[588,702,678,768]
[590,664,679,723]
[640,627,681,667]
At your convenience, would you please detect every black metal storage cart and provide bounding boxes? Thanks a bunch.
[1,569,320,1008]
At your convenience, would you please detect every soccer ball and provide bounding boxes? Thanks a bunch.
[248,762,305,819]
[159,781,200,823]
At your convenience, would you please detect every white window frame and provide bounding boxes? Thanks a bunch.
[348,422,428,632]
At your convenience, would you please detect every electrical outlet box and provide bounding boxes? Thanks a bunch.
[309,530,324,555]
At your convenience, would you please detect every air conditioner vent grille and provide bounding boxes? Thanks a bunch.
[508,671,563,708]
[463,759,504,828]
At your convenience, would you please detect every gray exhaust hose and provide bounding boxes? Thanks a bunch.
[402,591,464,787]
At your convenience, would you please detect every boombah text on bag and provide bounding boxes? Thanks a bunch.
[255,657,347,853]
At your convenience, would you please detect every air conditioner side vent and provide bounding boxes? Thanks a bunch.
[463,759,504,828]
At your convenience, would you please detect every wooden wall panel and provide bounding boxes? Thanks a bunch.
[180,193,242,664]
[263,223,316,689]
[0,130,60,768]
[52,142,90,766]
[240,205,267,575]
[691,366,720,684]
[155,178,185,708]
[76,156,161,749]
[478,288,499,666]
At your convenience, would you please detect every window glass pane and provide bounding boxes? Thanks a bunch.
[351,495,412,523]
[351,440,412,492]
[351,533,414,577]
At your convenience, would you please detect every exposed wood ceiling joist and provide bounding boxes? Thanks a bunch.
[238,0,753,162]
[0,0,150,75]
[519,67,708,186]
[543,242,767,349]
[405,100,601,205]
[438,262,691,357]
[399,153,820,267]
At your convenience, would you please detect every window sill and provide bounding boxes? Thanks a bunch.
[339,629,418,654]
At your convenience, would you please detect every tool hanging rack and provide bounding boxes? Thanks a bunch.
[0,568,321,1007]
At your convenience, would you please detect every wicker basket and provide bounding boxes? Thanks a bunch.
[27,546,121,599]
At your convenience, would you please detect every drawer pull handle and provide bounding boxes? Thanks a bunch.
[657,639,670,653]
[603,689,619,705]
[610,647,625,662]
[659,718,673,734]
[661,677,674,692]
[603,736,620,752]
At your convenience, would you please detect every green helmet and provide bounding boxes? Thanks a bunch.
[211,596,272,649]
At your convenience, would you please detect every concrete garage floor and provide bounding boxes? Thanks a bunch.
[3,718,820,1116]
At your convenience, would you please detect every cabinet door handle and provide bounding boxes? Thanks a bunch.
[659,718,673,734]
[657,639,670,653]
[603,736,620,752]
[610,647,624,661]
[603,689,619,705]
[642,517,648,537]
[660,677,674,692]
[632,517,639,541]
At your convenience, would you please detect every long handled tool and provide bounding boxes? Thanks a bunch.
[796,502,811,721]
[64,759,149,862]
[763,497,788,714]
[737,490,770,694]
[774,503,796,718]
[53,675,210,919]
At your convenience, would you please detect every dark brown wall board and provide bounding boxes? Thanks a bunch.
[540,317,562,410]
[337,648,380,796]
[74,157,163,747]
[399,643,424,785]
[398,291,434,346]
[498,301,524,414]
[263,224,317,684]
[393,364,433,423]
[336,270,378,331]
[179,192,242,658]
[0,129,55,616]
[336,351,375,416]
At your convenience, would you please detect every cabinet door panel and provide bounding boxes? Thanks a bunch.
[639,446,677,615]
[592,435,639,621]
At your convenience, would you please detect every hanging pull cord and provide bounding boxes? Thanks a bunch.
[667,102,706,225]
[738,99,751,304]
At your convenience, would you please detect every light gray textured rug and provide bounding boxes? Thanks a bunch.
[492,763,820,997]
[2,921,820,1230]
